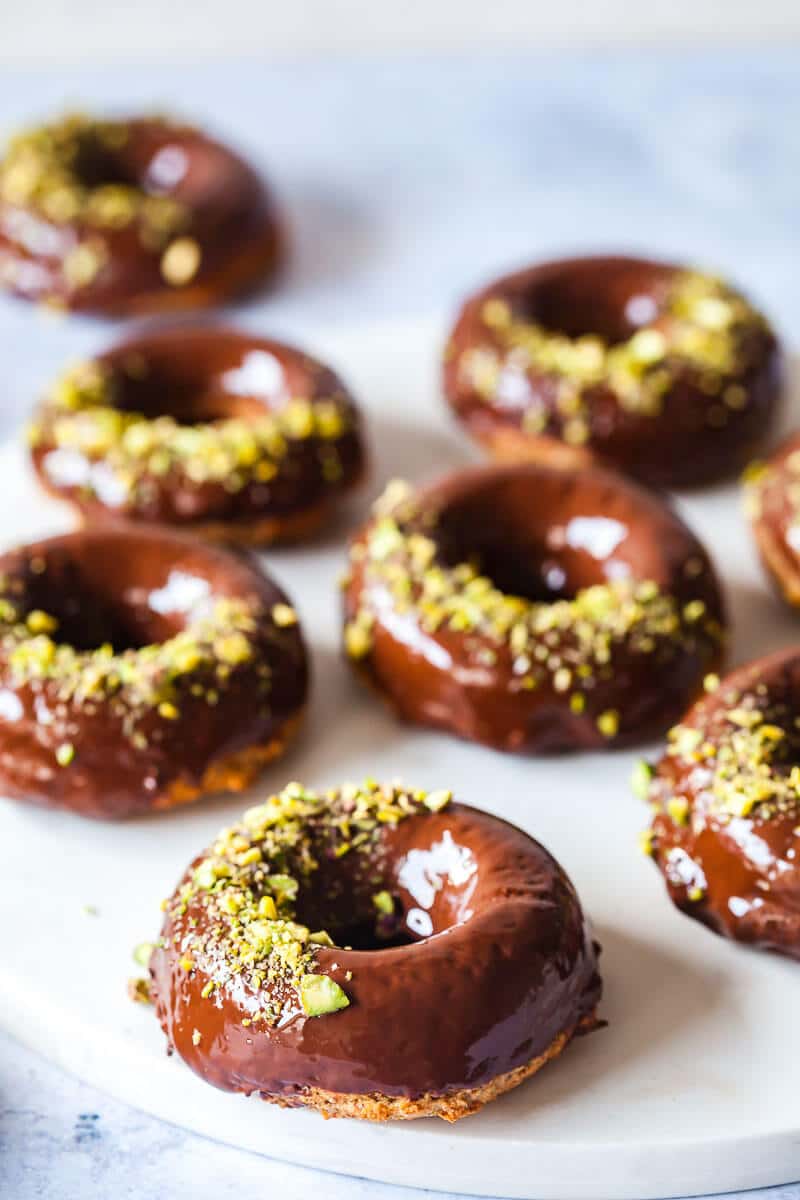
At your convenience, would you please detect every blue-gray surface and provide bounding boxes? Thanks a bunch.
[1,49,799,1200]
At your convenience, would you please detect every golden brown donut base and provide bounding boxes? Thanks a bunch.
[752,519,800,609]
[151,711,305,813]
[262,1012,596,1123]
[463,417,596,473]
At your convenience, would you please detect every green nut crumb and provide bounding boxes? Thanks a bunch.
[133,941,154,967]
[372,890,394,914]
[631,759,654,800]
[666,797,691,826]
[271,604,298,628]
[344,620,372,659]
[55,742,75,766]
[300,973,350,1017]
[638,829,656,857]
[597,710,619,739]
[26,609,58,634]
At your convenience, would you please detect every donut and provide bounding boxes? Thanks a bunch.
[0,113,281,315]
[0,527,307,818]
[744,436,800,608]
[444,256,781,488]
[28,327,365,546]
[148,779,602,1121]
[343,463,725,751]
[642,651,800,961]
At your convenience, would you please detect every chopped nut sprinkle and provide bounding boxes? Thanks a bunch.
[460,271,769,438]
[0,584,282,750]
[30,357,355,511]
[665,687,800,821]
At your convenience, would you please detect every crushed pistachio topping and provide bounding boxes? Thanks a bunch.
[163,780,451,1025]
[160,236,201,286]
[631,759,654,800]
[346,483,723,724]
[0,584,276,748]
[29,357,354,509]
[127,977,152,1005]
[0,114,189,276]
[665,688,800,821]
[459,271,769,445]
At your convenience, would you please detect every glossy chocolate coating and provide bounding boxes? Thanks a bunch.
[344,463,725,751]
[747,433,800,608]
[444,255,781,488]
[150,802,601,1102]
[30,326,365,535]
[649,650,800,959]
[0,118,281,314]
[0,528,308,818]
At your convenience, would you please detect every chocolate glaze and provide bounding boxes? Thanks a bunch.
[0,528,308,818]
[150,801,601,1102]
[30,326,365,535]
[344,463,725,752]
[0,118,281,314]
[649,650,800,959]
[444,256,781,488]
[747,433,800,608]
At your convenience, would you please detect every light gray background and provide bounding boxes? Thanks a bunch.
[2,1,800,62]
[1,49,799,1200]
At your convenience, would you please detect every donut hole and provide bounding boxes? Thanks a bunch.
[72,135,141,191]
[516,259,671,346]
[12,535,238,653]
[436,481,611,603]
[104,333,305,427]
[292,877,415,952]
[292,826,479,952]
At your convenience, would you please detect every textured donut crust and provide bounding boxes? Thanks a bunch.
[261,1009,599,1122]
[463,420,596,472]
[150,711,305,813]
[752,517,800,608]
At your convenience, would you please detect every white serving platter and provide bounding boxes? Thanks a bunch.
[1,321,800,1200]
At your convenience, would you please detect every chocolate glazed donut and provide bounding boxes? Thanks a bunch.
[643,651,800,960]
[149,780,602,1121]
[343,463,725,751]
[0,114,282,315]
[745,434,800,609]
[29,327,365,546]
[444,256,781,488]
[0,527,308,818]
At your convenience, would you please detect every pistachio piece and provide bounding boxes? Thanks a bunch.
[300,973,350,1017]
[133,941,154,967]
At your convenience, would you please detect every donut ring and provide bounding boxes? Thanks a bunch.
[343,463,725,751]
[643,650,800,961]
[444,256,781,488]
[28,327,365,546]
[0,527,308,818]
[0,113,282,315]
[148,779,602,1121]
[744,435,800,609]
